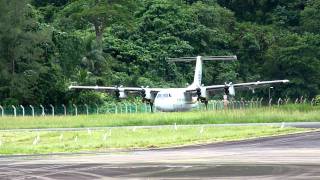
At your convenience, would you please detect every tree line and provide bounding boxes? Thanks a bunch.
[0,0,319,106]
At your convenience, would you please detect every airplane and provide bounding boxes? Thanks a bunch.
[69,56,289,112]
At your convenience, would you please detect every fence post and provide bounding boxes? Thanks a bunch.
[114,103,118,114]
[95,104,99,115]
[311,98,315,106]
[259,98,263,108]
[237,101,241,109]
[40,104,45,116]
[73,104,78,116]
[84,104,89,116]
[29,105,35,117]
[20,105,25,117]
[62,104,67,116]
[135,103,138,113]
[277,98,282,107]
[0,105,4,117]
[12,105,17,117]
[250,98,254,108]
[240,98,244,109]
[123,103,128,114]
[256,98,259,108]
[269,98,272,107]
[300,96,304,104]
[285,98,290,105]
[49,104,55,116]
[295,98,299,104]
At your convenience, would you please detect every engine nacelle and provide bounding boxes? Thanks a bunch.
[225,83,236,96]
[196,87,207,99]
[141,88,156,102]
[118,88,128,99]
[229,85,235,96]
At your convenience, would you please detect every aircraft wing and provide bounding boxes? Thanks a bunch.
[186,80,289,94]
[68,85,162,93]
[206,80,289,92]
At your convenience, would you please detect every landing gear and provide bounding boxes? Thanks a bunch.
[142,98,154,113]
[198,97,208,110]
[196,88,209,110]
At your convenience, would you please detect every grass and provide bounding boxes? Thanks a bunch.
[0,105,319,130]
[0,126,308,155]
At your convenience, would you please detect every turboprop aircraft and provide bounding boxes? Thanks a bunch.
[69,56,289,112]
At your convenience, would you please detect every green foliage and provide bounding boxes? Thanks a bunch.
[265,32,320,97]
[316,95,320,105]
[0,0,319,105]
[301,0,320,34]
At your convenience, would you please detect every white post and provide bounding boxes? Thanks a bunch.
[40,104,45,116]
[277,98,282,107]
[73,104,78,116]
[0,105,4,117]
[125,103,128,114]
[20,105,25,117]
[295,98,299,104]
[240,98,244,109]
[250,98,254,108]
[95,104,99,114]
[29,105,35,117]
[12,105,17,117]
[50,104,55,116]
[260,98,263,108]
[135,103,138,113]
[84,104,89,116]
[300,96,304,104]
[269,98,272,107]
[311,98,315,106]
[285,98,290,104]
[62,104,67,116]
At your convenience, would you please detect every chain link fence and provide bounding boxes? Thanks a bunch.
[0,96,316,117]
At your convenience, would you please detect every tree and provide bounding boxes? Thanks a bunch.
[301,0,320,34]
[265,33,320,97]
[0,0,64,105]
[57,0,133,49]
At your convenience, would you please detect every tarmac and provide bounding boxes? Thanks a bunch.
[1,124,320,179]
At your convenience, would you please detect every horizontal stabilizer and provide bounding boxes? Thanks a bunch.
[168,56,237,62]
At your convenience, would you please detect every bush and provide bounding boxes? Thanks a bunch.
[315,95,320,106]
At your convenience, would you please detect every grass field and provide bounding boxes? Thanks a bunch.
[0,105,319,130]
[0,126,308,155]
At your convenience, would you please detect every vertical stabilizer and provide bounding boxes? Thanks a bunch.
[167,55,237,88]
[192,56,202,87]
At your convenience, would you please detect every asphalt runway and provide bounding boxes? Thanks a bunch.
[1,130,320,179]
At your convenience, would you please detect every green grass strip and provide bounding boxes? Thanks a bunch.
[0,105,319,130]
[0,126,309,155]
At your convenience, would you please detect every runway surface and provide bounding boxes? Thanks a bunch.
[1,130,320,179]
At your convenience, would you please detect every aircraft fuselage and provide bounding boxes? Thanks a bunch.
[154,88,198,112]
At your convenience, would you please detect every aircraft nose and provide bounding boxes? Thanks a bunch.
[154,99,172,111]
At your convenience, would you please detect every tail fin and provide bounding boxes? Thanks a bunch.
[192,56,202,87]
[168,55,237,87]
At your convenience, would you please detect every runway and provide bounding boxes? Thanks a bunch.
[1,130,320,179]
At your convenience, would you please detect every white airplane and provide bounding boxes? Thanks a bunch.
[69,56,289,112]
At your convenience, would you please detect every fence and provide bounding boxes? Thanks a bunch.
[0,97,316,117]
